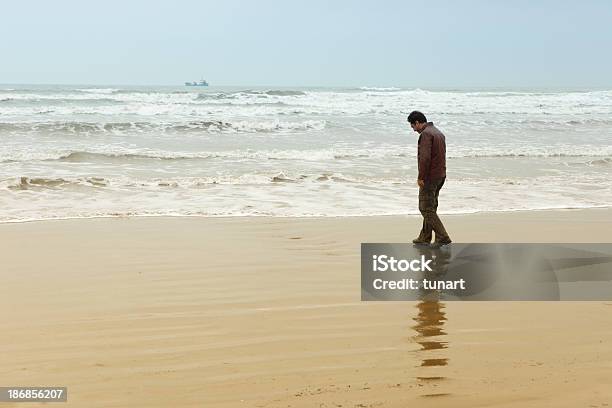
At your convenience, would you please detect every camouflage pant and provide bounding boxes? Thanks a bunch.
[418,177,450,241]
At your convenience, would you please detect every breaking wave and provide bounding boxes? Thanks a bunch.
[241,90,307,96]
[2,148,611,165]
[0,119,326,134]
[359,87,402,91]
[2,171,408,192]
[7,176,108,190]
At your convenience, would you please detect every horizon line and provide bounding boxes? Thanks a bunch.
[2,82,612,91]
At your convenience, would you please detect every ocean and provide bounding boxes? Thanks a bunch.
[1,84,611,222]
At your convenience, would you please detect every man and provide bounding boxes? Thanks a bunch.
[407,111,452,248]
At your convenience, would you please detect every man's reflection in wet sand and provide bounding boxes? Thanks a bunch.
[411,245,452,397]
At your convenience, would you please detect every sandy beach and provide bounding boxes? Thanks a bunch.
[1,209,612,407]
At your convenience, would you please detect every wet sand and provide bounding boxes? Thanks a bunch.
[1,209,611,407]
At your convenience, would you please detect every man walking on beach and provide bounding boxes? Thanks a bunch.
[407,111,452,248]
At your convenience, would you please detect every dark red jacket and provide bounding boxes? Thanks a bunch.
[417,122,446,182]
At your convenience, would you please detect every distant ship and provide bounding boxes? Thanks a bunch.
[185,78,209,87]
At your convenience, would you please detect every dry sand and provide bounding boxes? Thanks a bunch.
[1,209,611,407]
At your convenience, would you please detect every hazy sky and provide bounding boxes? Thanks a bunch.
[2,0,611,87]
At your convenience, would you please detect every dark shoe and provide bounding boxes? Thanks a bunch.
[430,238,452,248]
[412,237,431,245]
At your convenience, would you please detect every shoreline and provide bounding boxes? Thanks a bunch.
[1,205,612,225]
